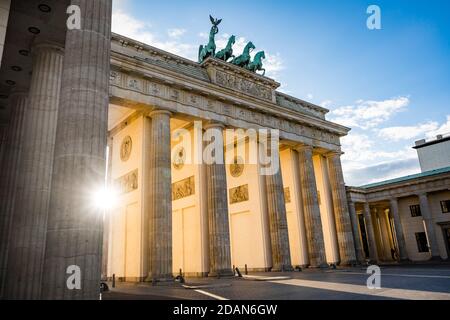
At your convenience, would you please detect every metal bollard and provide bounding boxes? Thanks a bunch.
[245,264,248,275]
[112,273,116,288]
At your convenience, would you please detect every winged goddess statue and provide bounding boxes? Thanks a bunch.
[198,15,222,63]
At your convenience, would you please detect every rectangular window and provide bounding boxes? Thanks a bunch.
[441,200,450,213]
[415,232,429,253]
[410,204,422,217]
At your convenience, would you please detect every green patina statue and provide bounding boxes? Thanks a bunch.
[215,35,236,62]
[198,15,222,63]
[199,16,266,76]
[231,41,255,68]
[246,51,266,76]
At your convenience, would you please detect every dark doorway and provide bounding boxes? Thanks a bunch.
[443,227,450,258]
[358,214,370,259]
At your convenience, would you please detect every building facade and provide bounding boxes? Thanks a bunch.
[0,0,363,299]
[347,137,450,263]
[414,134,450,173]
[103,32,360,282]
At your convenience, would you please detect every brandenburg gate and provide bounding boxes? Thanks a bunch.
[0,2,358,300]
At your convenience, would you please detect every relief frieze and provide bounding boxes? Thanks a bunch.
[215,71,272,101]
[172,176,195,201]
[115,169,138,195]
[229,184,249,204]
[109,69,342,147]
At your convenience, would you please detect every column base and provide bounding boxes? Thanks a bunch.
[339,260,359,267]
[398,258,411,264]
[208,269,234,278]
[429,256,443,262]
[271,265,294,272]
[144,274,174,283]
[308,262,330,269]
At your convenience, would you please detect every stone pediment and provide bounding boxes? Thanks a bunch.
[201,57,280,103]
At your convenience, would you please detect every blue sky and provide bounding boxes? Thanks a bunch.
[112,0,450,186]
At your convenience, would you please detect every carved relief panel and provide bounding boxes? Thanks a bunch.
[229,184,249,204]
[172,176,195,201]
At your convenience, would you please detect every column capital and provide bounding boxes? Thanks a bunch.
[417,192,428,198]
[325,150,344,157]
[148,109,172,118]
[203,121,225,130]
[31,41,65,56]
[9,88,28,97]
[294,144,313,153]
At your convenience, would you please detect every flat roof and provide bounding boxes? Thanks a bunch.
[359,166,450,189]
[413,135,450,149]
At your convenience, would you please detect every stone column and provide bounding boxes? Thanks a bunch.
[41,0,112,300]
[363,202,378,262]
[326,152,357,265]
[264,142,293,272]
[348,201,366,263]
[101,136,114,280]
[389,198,408,261]
[145,110,173,281]
[5,43,64,300]
[418,193,440,259]
[204,122,233,276]
[0,92,28,298]
[296,145,327,267]
[0,125,6,166]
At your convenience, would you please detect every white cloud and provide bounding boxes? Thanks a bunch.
[377,121,439,141]
[376,116,450,142]
[198,32,209,39]
[111,10,284,76]
[341,133,416,164]
[112,9,154,43]
[307,93,314,100]
[168,28,186,38]
[320,100,333,108]
[112,9,197,60]
[329,96,410,129]
[344,158,421,186]
[426,115,450,138]
[340,131,419,185]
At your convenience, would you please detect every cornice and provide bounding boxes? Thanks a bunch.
[110,50,350,137]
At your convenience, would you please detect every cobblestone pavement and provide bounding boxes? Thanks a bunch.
[102,265,450,300]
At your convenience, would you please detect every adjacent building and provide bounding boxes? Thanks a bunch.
[347,135,450,263]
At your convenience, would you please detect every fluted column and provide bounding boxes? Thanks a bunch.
[348,201,366,263]
[41,0,112,300]
[204,122,233,277]
[0,93,28,298]
[264,142,293,272]
[0,125,6,167]
[5,43,64,300]
[363,202,379,262]
[418,193,440,259]
[296,145,327,267]
[389,198,408,261]
[146,110,173,281]
[326,152,357,265]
